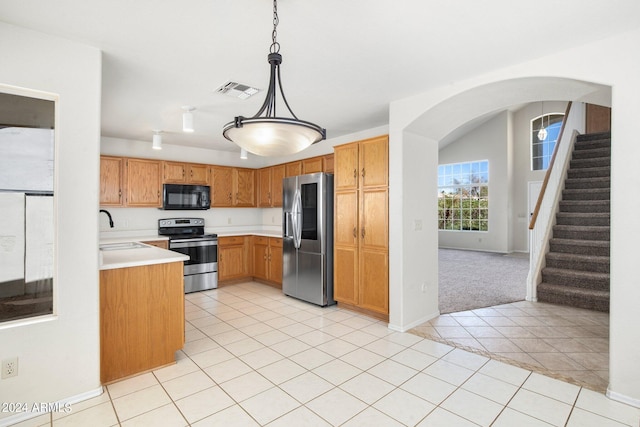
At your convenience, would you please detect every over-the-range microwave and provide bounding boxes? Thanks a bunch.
[162,184,210,210]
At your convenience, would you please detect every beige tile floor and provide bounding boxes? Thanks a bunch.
[410,300,610,393]
[13,282,639,427]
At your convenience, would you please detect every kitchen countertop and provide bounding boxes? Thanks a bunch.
[216,230,281,238]
[99,242,188,271]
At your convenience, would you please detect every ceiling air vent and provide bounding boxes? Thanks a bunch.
[215,81,260,100]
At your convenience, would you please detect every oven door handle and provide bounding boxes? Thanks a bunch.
[170,239,218,248]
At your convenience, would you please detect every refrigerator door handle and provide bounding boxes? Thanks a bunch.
[293,189,302,249]
[284,211,294,238]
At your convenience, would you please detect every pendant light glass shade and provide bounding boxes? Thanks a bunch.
[537,101,547,141]
[537,126,548,141]
[222,0,325,156]
[225,116,325,157]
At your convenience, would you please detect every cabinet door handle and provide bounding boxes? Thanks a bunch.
[353,168,357,179]
[264,253,267,260]
[268,254,271,261]
[361,227,365,239]
[361,168,365,178]
[353,227,357,238]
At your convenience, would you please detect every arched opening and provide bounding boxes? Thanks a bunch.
[391,76,611,391]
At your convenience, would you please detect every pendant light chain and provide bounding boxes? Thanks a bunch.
[270,0,280,54]
[222,0,326,156]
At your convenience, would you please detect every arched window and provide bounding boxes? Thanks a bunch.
[531,113,564,171]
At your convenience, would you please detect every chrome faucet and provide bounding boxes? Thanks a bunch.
[100,209,114,228]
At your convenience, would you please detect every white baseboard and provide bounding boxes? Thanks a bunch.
[606,388,640,409]
[388,310,440,333]
[0,386,104,427]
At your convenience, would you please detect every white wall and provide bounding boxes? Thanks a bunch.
[0,22,102,423]
[438,111,511,252]
[389,27,640,405]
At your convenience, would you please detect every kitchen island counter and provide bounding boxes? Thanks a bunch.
[99,242,188,271]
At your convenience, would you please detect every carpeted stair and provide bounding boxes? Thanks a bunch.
[537,132,610,312]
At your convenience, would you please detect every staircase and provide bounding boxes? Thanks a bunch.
[537,132,611,312]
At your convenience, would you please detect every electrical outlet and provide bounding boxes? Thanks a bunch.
[2,357,18,379]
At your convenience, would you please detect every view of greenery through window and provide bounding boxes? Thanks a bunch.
[438,160,489,231]
[531,113,564,170]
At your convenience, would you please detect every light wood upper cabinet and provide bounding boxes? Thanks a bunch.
[100,156,125,207]
[334,143,359,190]
[258,165,285,207]
[126,158,162,207]
[335,135,388,191]
[302,156,323,174]
[323,154,334,173]
[163,161,186,183]
[163,161,209,185]
[360,136,389,188]
[257,168,272,208]
[285,161,302,177]
[271,165,285,207]
[210,166,255,207]
[234,168,255,207]
[210,166,233,207]
[188,163,209,185]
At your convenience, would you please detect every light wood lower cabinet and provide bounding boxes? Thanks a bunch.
[252,236,282,287]
[100,261,184,384]
[218,236,251,283]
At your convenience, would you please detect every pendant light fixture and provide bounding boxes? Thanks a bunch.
[222,0,326,156]
[537,102,547,141]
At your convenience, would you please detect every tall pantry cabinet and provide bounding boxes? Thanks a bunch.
[333,135,389,318]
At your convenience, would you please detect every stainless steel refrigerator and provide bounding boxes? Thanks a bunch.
[282,172,335,306]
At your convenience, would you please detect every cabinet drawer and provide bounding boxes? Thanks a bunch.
[269,237,283,248]
[253,236,269,245]
[219,236,245,246]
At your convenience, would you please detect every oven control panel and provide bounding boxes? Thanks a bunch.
[159,218,204,227]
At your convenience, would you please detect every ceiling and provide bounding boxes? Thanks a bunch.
[1,0,639,154]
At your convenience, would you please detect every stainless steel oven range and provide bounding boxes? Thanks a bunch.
[158,217,217,293]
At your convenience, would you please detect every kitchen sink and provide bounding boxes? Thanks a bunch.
[99,242,149,251]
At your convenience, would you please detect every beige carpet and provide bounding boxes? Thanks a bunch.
[439,249,529,314]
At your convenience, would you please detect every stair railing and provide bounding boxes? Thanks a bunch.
[527,101,585,301]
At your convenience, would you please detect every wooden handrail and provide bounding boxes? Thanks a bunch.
[528,101,572,230]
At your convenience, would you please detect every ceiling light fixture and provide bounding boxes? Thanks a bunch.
[537,101,547,141]
[222,0,325,157]
[152,130,163,150]
[240,148,248,160]
[182,106,195,133]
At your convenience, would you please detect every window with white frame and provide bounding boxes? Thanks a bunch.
[438,160,489,231]
[531,113,564,171]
